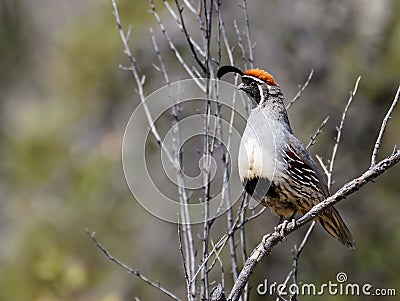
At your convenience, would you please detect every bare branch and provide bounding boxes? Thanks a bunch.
[174,0,206,74]
[113,2,196,297]
[306,116,330,149]
[233,20,248,70]
[149,0,205,91]
[238,196,249,301]
[215,0,234,66]
[86,228,182,301]
[274,271,293,301]
[327,76,361,189]
[178,221,193,301]
[244,206,266,224]
[292,221,316,286]
[371,85,400,166]
[150,27,170,84]
[228,150,400,301]
[171,104,196,299]
[286,70,314,110]
[111,0,176,167]
[162,0,206,57]
[316,154,329,178]
[241,0,254,68]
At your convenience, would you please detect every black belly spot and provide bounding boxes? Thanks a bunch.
[243,176,271,201]
[266,182,280,199]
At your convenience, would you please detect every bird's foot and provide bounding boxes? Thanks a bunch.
[275,219,289,238]
[262,233,272,245]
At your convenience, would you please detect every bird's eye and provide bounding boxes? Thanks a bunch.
[250,81,257,87]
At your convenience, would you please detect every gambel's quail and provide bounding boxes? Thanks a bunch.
[218,65,356,249]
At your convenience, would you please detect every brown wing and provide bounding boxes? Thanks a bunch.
[280,134,330,200]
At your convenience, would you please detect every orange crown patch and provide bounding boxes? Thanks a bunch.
[244,68,276,86]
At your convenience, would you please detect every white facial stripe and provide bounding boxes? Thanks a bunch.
[242,75,265,84]
[258,85,265,106]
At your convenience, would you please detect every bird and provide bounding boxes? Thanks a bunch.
[217,65,356,249]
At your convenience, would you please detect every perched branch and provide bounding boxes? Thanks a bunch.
[85,228,182,301]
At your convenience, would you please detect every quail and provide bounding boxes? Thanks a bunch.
[217,65,356,249]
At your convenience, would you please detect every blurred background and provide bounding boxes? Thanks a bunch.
[1,0,399,300]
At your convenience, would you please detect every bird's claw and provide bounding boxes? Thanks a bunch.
[276,219,289,237]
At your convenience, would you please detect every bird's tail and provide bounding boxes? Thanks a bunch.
[318,206,356,249]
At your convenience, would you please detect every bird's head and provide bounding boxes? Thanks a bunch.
[217,65,282,108]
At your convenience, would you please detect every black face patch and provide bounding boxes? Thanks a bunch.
[242,176,271,201]
[240,77,263,105]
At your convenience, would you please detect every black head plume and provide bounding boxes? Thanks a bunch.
[217,65,244,79]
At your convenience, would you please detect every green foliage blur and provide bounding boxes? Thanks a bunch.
[0,0,399,300]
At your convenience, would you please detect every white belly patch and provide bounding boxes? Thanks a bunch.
[238,124,276,182]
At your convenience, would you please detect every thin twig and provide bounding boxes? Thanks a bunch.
[233,20,248,70]
[292,221,316,286]
[371,85,400,166]
[274,271,293,301]
[200,3,213,298]
[175,0,206,74]
[215,0,234,66]
[162,0,206,57]
[239,196,250,301]
[172,104,196,300]
[240,0,254,68]
[178,221,192,301]
[86,228,182,301]
[306,116,330,149]
[244,207,266,224]
[316,154,329,178]
[286,70,314,110]
[149,0,205,91]
[210,239,226,289]
[233,20,250,114]
[111,0,175,167]
[149,27,170,85]
[327,76,361,190]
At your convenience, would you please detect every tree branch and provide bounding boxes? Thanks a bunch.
[85,228,182,301]
[327,76,361,188]
[174,0,207,74]
[371,85,400,166]
[286,70,314,110]
[306,116,330,149]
